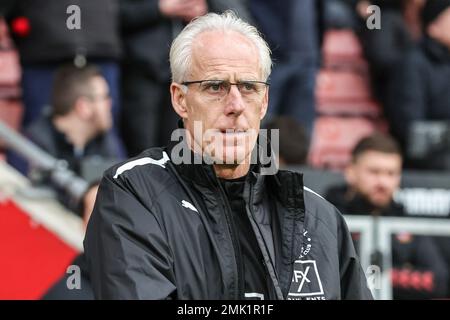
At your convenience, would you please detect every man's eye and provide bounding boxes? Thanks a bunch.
[203,82,224,92]
[241,82,257,92]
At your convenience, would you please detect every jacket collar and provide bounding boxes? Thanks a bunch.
[164,132,305,219]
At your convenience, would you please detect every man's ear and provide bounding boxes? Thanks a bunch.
[260,86,269,120]
[427,23,438,39]
[345,164,356,185]
[171,82,189,119]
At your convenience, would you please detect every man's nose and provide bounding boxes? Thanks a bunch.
[377,174,392,189]
[224,85,245,115]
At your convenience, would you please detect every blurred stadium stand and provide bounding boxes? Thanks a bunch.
[308,29,387,171]
[308,116,383,170]
[321,29,369,72]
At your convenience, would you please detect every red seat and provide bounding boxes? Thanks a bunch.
[0,50,21,87]
[323,29,363,59]
[316,70,382,117]
[308,116,379,170]
[322,29,368,72]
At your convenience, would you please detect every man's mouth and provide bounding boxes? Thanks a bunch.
[218,128,248,134]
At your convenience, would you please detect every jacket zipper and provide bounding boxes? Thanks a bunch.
[216,181,244,300]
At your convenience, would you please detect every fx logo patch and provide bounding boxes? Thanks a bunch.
[288,260,324,298]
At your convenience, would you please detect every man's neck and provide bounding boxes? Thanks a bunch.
[53,116,93,150]
[184,131,252,180]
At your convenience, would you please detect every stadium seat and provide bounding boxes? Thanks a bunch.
[0,50,21,87]
[322,29,368,72]
[308,116,380,170]
[316,70,382,117]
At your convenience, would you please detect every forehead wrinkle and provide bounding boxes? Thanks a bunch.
[189,31,261,80]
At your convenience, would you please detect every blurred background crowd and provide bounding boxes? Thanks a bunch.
[0,0,449,300]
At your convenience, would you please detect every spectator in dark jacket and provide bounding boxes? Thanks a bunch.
[27,65,124,177]
[325,133,449,299]
[356,0,424,107]
[265,116,309,167]
[386,0,450,150]
[119,0,252,156]
[21,65,125,214]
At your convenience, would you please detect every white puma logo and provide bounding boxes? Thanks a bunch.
[181,200,198,213]
[113,152,170,179]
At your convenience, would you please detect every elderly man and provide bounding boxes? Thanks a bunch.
[84,12,372,300]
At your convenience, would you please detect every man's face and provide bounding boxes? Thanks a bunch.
[428,7,450,49]
[88,76,112,132]
[345,151,402,209]
[171,31,269,165]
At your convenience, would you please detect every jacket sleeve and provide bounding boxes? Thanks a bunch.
[83,172,176,299]
[336,212,374,300]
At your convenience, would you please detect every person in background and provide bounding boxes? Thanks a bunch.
[16,65,125,214]
[249,0,322,138]
[325,133,449,299]
[265,116,309,167]
[119,0,252,156]
[356,0,425,108]
[386,0,450,153]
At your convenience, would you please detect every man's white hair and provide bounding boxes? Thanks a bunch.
[169,11,272,83]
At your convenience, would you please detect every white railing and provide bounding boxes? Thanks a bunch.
[345,215,450,300]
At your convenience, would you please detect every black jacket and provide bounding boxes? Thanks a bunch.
[26,114,125,180]
[386,37,450,147]
[84,144,372,300]
[325,185,406,218]
[5,0,121,64]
